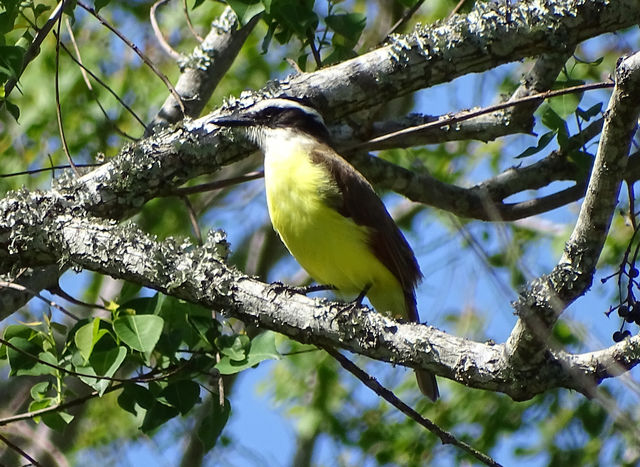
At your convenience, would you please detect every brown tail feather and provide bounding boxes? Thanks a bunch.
[415,369,439,401]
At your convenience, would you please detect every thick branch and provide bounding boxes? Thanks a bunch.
[1,198,639,400]
[507,51,640,366]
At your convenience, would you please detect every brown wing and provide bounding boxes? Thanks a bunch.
[310,145,423,322]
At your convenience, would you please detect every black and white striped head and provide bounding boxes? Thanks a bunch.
[210,98,331,147]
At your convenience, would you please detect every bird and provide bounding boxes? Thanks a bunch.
[210,97,439,401]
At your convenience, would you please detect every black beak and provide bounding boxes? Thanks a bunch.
[208,112,253,128]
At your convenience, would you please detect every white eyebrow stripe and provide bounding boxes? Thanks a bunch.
[250,98,325,124]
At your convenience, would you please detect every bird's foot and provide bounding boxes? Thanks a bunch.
[289,284,336,295]
[330,284,371,325]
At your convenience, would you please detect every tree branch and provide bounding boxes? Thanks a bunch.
[148,7,261,130]
[507,51,640,367]
[0,0,635,316]
[1,201,639,400]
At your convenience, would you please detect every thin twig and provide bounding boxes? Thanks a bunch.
[54,1,79,177]
[56,39,146,132]
[0,280,80,321]
[61,20,141,139]
[0,337,186,384]
[181,196,203,245]
[0,361,193,428]
[323,347,503,467]
[164,171,264,196]
[385,0,425,38]
[77,0,186,117]
[182,0,204,42]
[151,0,182,59]
[0,163,102,178]
[354,81,613,150]
[0,432,43,467]
[447,0,467,21]
[0,384,122,427]
[307,29,322,68]
[48,284,109,310]
[628,182,637,230]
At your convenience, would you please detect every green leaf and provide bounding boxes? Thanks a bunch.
[94,0,111,12]
[29,398,53,413]
[119,295,161,315]
[540,105,566,132]
[552,320,579,346]
[42,411,74,432]
[6,338,57,376]
[1,98,19,121]
[573,55,604,66]
[3,324,36,341]
[516,131,555,159]
[76,346,127,395]
[30,381,51,400]
[227,0,265,25]
[118,383,154,416]
[0,6,19,35]
[216,334,250,361]
[0,45,24,81]
[119,281,143,302]
[140,402,179,433]
[215,331,280,375]
[160,380,200,415]
[540,105,569,149]
[548,80,584,118]
[576,102,603,122]
[113,315,164,353]
[197,399,231,451]
[74,318,109,362]
[326,13,366,43]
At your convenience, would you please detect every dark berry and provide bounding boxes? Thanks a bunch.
[613,331,623,342]
[622,330,632,339]
[630,268,639,278]
[618,305,630,318]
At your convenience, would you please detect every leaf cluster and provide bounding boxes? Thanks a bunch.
[0,291,279,451]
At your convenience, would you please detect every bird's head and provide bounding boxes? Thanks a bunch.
[210,97,332,148]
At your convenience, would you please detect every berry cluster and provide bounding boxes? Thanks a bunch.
[603,252,640,342]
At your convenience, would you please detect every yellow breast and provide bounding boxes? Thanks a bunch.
[262,130,406,317]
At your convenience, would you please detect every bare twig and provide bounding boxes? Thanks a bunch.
[181,196,203,244]
[54,2,79,177]
[307,29,322,68]
[61,20,140,140]
[56,39,146,133]
[0,281,80,320]
[447,0,467,20]
[354,81,613,150]
[48,284,108,310]
[151,0,182,59]
[0,432,43,467]
[182,0,204,42]
[385,0,426,38]
[165,170,264,196]
[0,385,122,427]
[0,163,102,178]
[77,0,186,117]
[324,347,502,467]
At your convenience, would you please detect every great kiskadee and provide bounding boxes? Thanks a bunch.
[211,98,439,401]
